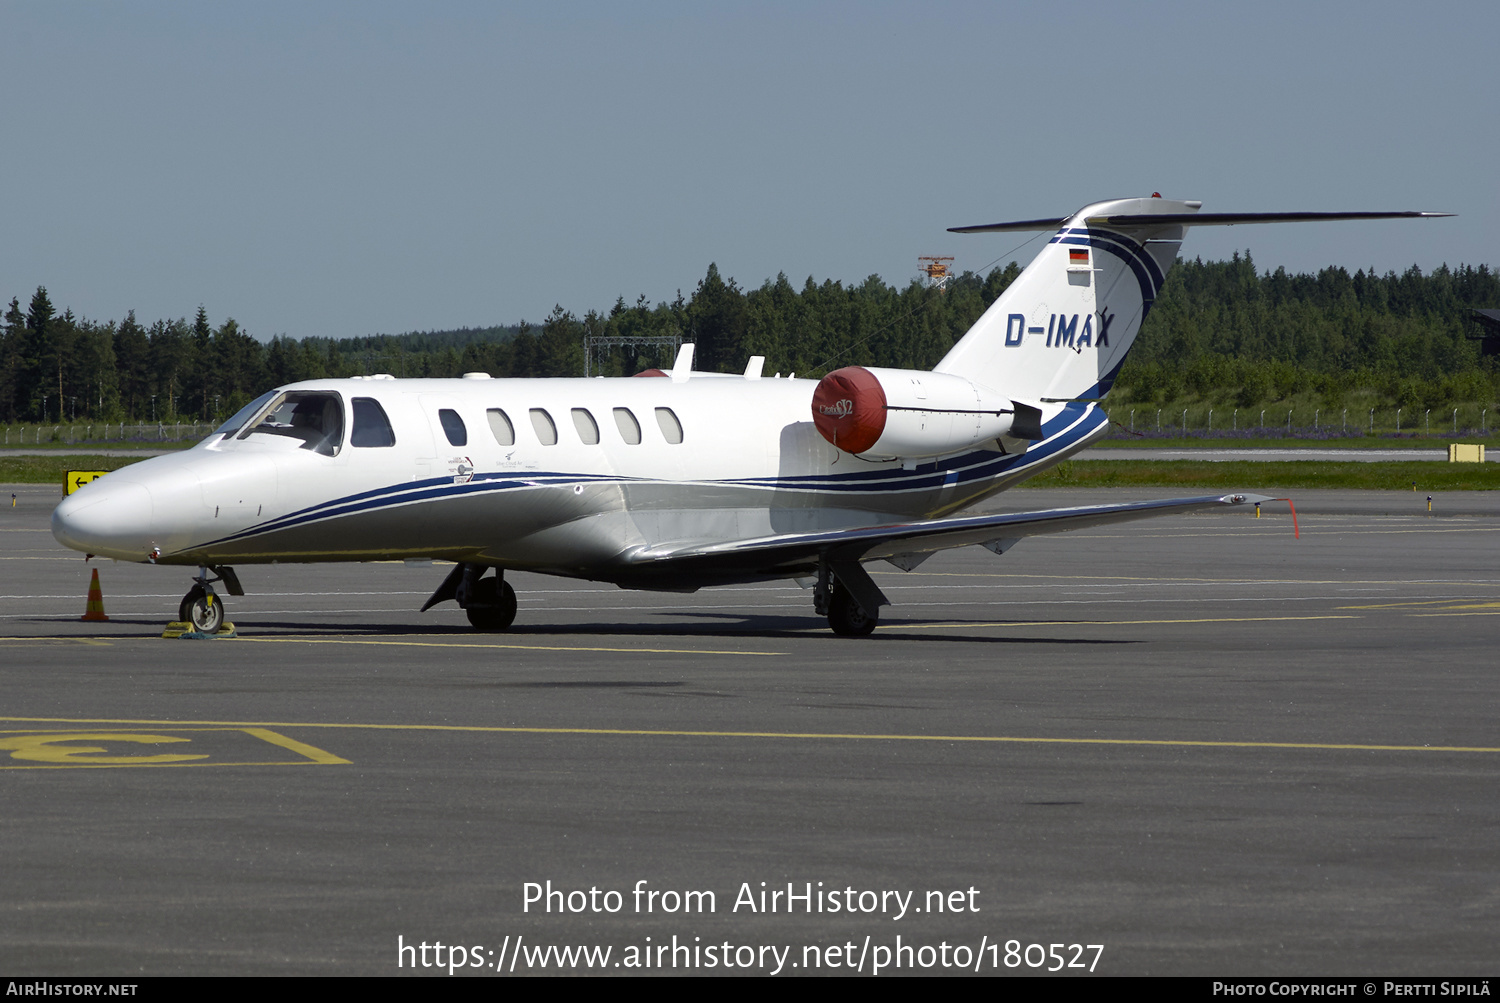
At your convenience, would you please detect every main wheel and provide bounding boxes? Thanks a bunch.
[186,588,225,634]
[465,577,518,631]
[827,583,877,637]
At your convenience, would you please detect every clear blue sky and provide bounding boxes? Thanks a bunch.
[3,1,1494,341]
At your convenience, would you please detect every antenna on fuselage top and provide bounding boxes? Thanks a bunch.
[669,343,695,382]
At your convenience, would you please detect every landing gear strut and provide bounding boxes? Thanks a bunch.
[421,562,517,631]
[813,556,886,637]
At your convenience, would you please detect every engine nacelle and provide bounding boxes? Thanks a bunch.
[810,366,1038,459]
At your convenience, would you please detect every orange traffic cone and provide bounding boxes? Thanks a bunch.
[80,567,109,622]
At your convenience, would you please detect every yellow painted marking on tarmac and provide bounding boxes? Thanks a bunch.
[880,614,1360,630]
[1340,600,1500,614]
[1314,526,1500,537]
[0,716,1493,755]
[237,636,782,656]
[1410,609,1500,617]
[905,571,1500,588]
[1338,593,1500,611]
[1078,526,1500,540]
[1339,599,1470,609]
[0,760,341,771]
[0,636,125,645]
[0,727,347,769]
[7,715,1498,754]
[1417,602,1500,610]
[0,556,112,561]
[0,732,207,766]
[242,727,351,764]
[1069,530,1304,540]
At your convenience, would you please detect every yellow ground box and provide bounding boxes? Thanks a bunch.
[1448,444,1485,463]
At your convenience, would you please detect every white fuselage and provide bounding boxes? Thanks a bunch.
[52,372,1105,585]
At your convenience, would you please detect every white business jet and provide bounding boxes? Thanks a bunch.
[52,197,1445,635]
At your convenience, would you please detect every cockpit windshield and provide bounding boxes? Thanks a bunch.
[211,390,278,440]
[236,391,344,456]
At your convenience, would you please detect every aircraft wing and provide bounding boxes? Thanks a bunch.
[618,493,1279,602]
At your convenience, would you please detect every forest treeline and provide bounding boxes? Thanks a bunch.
[1,253,1496,423]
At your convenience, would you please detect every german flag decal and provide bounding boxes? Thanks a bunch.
[1068,248,1089,264]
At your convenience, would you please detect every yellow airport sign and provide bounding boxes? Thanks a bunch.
[64,470,109,495]
[1448,443,1486,463]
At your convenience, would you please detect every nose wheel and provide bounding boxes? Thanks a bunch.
[180,585,226,634]
[179,566,237,634]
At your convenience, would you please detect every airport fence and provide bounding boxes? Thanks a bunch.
[1,423,216,448]
[1102,404,1498,441]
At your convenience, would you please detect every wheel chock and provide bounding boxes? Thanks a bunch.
[162,621,238,639]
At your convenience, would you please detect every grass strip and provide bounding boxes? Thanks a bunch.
[0,441,194,451]
[1030,460,1500,491]
[1091,436,1465,450]
[0,455,149,484]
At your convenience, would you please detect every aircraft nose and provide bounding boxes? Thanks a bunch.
[52,481,156,559]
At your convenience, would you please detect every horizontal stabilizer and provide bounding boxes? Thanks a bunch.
[1084,210,1452,227]
[948,217,1069,234]
[950,210,1450,233]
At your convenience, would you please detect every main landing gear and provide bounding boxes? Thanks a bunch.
[421,562,517,631]
[813,557,888,638]
[179,566,244,634]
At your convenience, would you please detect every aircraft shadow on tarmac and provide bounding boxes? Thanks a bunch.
[665,609,1138,645]
[236,612,1135,646]
[32,612,1137,646]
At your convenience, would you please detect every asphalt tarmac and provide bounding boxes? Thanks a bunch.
[2,482,1497,976]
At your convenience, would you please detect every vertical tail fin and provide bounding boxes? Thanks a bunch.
[938,199,1447,404]
[935,196,1196,402]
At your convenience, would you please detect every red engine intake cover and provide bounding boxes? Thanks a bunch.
[811,366,887,453]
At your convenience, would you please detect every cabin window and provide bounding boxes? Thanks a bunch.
[238,391,344,456]
[214,390,277,439]
[655,406,683,444]
[530,408,557,446]
[613,407,641,444]
[571,408,599,444]
[439,408,467,447]
[487,408,515,446]
[351,398,396,447]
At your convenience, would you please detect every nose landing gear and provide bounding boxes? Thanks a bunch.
[178,566,243,635]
